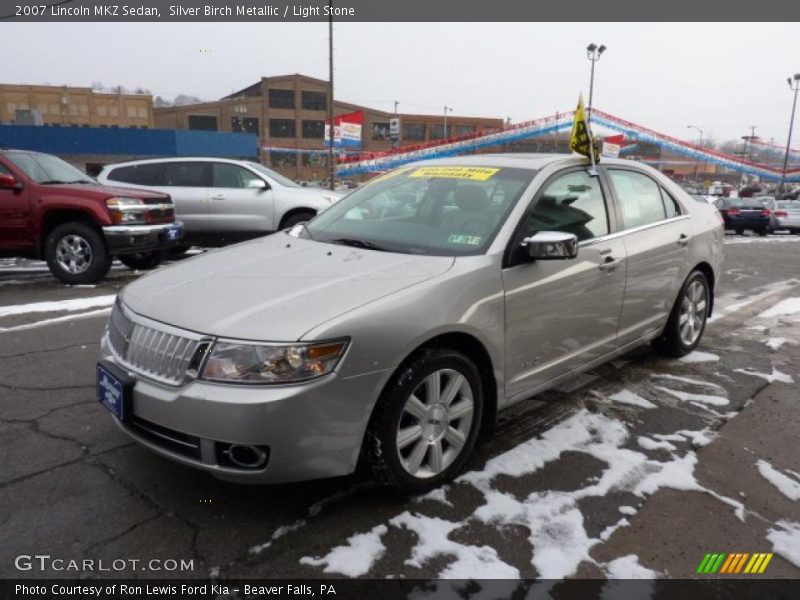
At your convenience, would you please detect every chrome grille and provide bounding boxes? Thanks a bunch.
[108,301,205,386]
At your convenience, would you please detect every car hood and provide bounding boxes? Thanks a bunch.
[43,182,170,201]
[121,234,454,341]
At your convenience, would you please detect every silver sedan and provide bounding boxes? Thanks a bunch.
[97,155,724,494]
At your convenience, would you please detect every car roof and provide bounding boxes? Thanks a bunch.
[412,153,653,172]
[101,156,255,169]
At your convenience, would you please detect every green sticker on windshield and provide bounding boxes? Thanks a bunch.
[448,234,482,245]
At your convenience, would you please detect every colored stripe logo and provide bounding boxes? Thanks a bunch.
[696,552,773,574]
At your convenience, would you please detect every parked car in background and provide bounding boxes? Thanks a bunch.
[769,199,800,233]
[97,158,343,249]
[98,155,723,493]
[714,196,774,235]
[0,149,182,284]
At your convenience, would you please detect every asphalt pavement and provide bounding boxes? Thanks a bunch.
[1,236,799,581]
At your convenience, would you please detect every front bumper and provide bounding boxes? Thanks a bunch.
[99,334,391,484]
[103,222,184,256]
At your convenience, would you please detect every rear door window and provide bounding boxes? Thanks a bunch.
[163,162,208,187]
[607,170,668,229]
[108,163,164,186]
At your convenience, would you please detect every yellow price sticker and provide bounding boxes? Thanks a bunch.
[409,166,500,181]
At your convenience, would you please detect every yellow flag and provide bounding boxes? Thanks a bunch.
[569,95,600,162]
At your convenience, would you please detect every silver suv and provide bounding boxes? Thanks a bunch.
[97,157,343,248]
[98,155,724,494]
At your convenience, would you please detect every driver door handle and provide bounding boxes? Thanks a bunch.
[677,234,689,247]
[599,256,624,272]
[211,194,225,201]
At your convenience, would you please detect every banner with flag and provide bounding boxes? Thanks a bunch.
[325,111,364,149]
[569,95,600,162]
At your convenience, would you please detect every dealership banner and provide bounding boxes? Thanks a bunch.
[324,111,364,150]
[2,0,798,21]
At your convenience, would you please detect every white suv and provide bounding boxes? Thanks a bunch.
[97,158,343,248]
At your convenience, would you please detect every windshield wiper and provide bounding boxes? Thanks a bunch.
[330,238,389,252]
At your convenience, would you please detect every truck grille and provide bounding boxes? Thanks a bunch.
[108,301,208,386]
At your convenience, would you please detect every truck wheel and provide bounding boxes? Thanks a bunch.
[364,348,483,495]
[652,270,710,358]
[281,210,316,229]
[45,222,112,285]
[118,250,165,271]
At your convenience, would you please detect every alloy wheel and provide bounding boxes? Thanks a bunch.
[678,279,707,346]
[396,368,474,478]
[55,234,93,275]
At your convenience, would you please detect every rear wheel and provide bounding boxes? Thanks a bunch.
[44,222,111,285]
[652,270,710,357]
[364,348,483,494]
[118,250,165,271]
[757,228,769,237]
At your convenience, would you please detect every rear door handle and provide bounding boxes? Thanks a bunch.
[677,234,689,247]
[599,256,624,272]
[211,194,225,201]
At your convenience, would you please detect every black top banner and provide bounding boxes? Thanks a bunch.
[1,0,798,22]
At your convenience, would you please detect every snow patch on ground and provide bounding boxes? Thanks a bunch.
[757,460,800,501]
[678,351,720,364]
[0,294,116,318]
[734,367,794,384]
[652,385,729,406]
[764,337,794,350]
[759,297,800,319]
[767,521,800,568]
[638,436,677,452]
[609,389,656,409]
[299,524,388,577]
[651,373,725,391]
[250,519,307,555]
[414,486,453,507]
[618,505,638,516]
[0,307,112,333]
[605,554,660,579]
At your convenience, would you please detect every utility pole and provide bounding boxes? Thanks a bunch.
[394,100,399,114]
[443,105,453,139]
[327,1,335,191]
[779,75,800,197]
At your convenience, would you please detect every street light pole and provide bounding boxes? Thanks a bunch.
[586,43,606,124]
[779,74,800,197]
[443,105,453,139]
[327,1,335,191]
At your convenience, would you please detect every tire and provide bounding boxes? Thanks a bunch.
[735,228,744,235]
[118,250,165,271]
[44,222,112,285]
[757,228,769,237]
[652,270,711,358]
[281,210,316,229]
[364,348,484,495]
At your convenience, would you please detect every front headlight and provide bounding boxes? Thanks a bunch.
[106,197,146,225]
[200,339,348,384]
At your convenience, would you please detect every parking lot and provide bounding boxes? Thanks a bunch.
[1,234,799,580]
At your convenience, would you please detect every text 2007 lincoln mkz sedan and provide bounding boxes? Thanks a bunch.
[98,155,724,493]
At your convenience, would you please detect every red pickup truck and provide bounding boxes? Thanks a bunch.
[0,148,183,284]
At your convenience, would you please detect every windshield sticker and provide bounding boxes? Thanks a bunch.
[448,234,483,245]
[410,166,500,181]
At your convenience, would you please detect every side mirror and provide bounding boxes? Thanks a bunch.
[522,231,579,260]
[0,173,22,191]
[247,179,268,191]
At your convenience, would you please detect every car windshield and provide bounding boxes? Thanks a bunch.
[303,165,536,256]
[6,152,95,184]
[246,162,299,188]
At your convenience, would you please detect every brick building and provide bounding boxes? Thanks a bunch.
[0,83,154,129]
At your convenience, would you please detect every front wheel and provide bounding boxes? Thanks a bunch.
[118,250,165,271]
[652,270,711,357]
[44,222,112,285]
[281,210,316,229]
[364,348,484,494]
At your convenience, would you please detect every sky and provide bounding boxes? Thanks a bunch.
[2,22,799,146]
